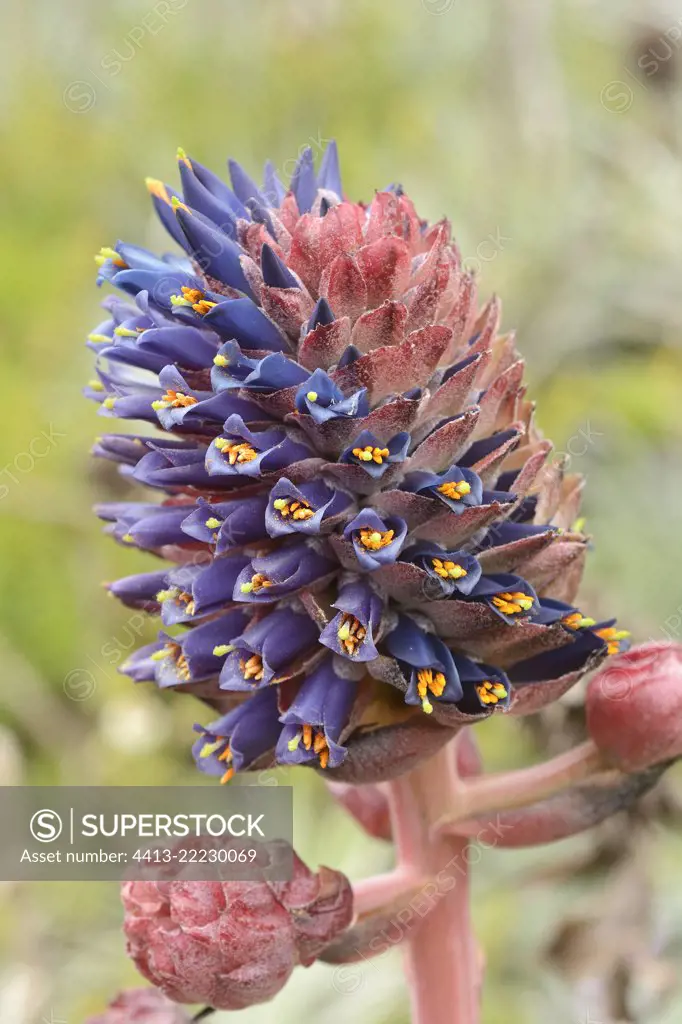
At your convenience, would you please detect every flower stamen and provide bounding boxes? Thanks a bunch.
[240,573,273,594]
[595,627,631,655]
[562,612,597,630]
[492,591,534,615]
[240,653,265,682]
[337,613,367,656]
[431,557,468,580]
[272,497,314,520]
[358,527,395,551]
[437,480,471,500]
[416,667,447,715]
[351,444,390,465]
[214,438,258,464]
[170,285,217,316]
[476,680,508,705]
[152,389,198,411]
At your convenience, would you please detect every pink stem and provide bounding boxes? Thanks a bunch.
[352,868,426,917]
[387,738,480,1024]
[436,738,604,833]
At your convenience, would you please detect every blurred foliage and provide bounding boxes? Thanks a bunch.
[2,0,682,1021]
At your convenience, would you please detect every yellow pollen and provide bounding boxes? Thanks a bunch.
[88,379,105,392]
[492,591,534,616]
[176,146,191,168]
[337,613,367,656]
[114,326,141,338]
[416,667,447,714]
[88,333,111,343]
[241,573,273,595]
[171,195,191,214]
[159,389,198,410]
[121,533,134,544]
[155,588,179,603]
[288,733,302,752]
[103,397,116,410]
[240,653,265,682]
[213,353,229,367]
[199,739,223,759]
[205,517,222,530]
[358,527,395,551]
[170,286,216,316]
[595,627,630,655]
[431,557,468,580]
[145,177,171,204]
[562,612,597,630]
[306,391,318,402]
[212,644,235,657]
[476,680,508,706]
[351,444,391,466]
[95,246,128,269]
[273,496,313,520]
[437,480,472,501]
[214,438,259,465]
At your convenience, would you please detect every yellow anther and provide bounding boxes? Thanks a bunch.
[240,653,264,682]
[476,680,508,706]
[351,444,390,466]
[288,732,302,752]
[220,766,235,785]
[88,333,111,343]
[358,527,395,551]
[416,667,447,714]
[492,591,533,616]
[114,326,140,338]
[437,480,472,501]
[212,644,235,658]
[88,379,105,392]
[337,614,366,656]
[272,496,313,520]
[103,397,116,410]
[199,739,223,759]
[205,517,222,530]
[121,533,134,544]
[562,613,597,631]
[306,391,318,402]
[176,146,191,167]
[241,574,273,595]
[214,438,258,464]
[158,389,198,410]
[431,558,467,580]
[171,195,190,214]
[213,353,229,367]
[95,246,128,269]
[595,627,631,655]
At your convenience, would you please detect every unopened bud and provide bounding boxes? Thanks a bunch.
[586,642,682,772]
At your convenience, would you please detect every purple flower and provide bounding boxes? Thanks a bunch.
[339,429,410,479]
[276,657,357,769]
[218,607,320,690]
[295,368,369,423]
[265,478,353,537]
[206,415,312,479]
[343,509,408,571]
[320,581,383,662]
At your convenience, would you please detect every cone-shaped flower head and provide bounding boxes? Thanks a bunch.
[122,844,353,1010]
[90,142,628,783]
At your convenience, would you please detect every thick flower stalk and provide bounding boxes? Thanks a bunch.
[89,141,630,786]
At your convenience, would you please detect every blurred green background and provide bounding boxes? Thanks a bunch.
[2,1,682,1021]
